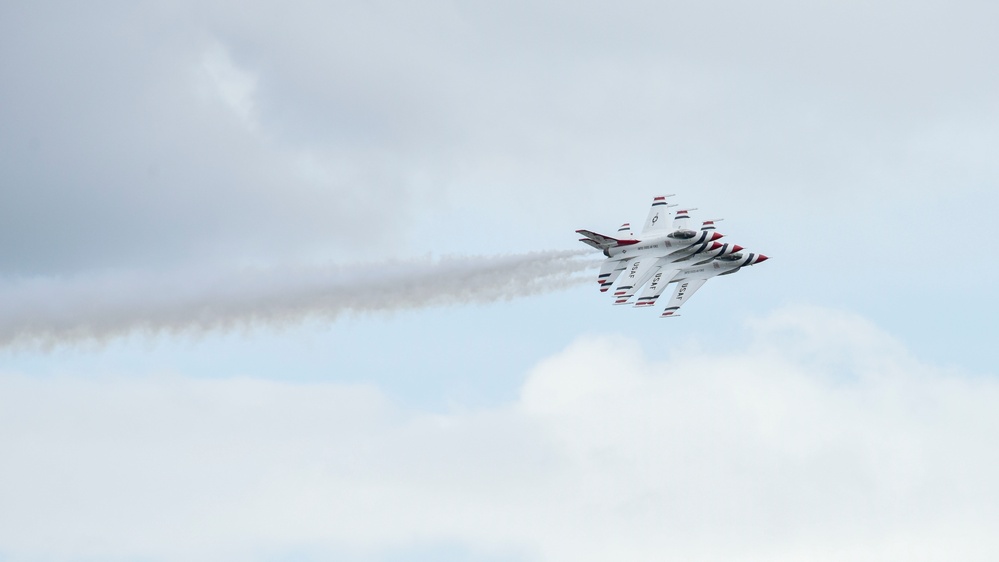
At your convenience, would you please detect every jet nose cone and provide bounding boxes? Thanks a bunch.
[756,254,769,263]
[732,245,744,252]
[710,232,723,241]
[710,241,722,250]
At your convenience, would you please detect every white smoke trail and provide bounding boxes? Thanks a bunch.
[0,250,597,349]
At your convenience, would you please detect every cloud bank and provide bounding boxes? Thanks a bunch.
[1,305,996,561]
[0,250,592,349]
[4,1,997,275]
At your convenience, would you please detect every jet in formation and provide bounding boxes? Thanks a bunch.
[577,195,768,317]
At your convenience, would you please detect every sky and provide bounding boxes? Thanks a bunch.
[1,1,998,560]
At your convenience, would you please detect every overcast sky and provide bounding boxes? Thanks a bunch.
[2,1,998,561]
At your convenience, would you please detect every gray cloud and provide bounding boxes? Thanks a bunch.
[3,1,997,275]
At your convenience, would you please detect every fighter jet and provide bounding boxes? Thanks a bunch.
[577,197,721,290]
[577,196,768,317]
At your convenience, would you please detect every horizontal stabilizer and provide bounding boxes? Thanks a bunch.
[576,229,638,250]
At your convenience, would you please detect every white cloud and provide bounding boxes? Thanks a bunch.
[1,305,997,561]
[199,43,260,132]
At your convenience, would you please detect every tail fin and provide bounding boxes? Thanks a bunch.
[641,195,676,235]
[700,218,723,231]
[672,208,697,232]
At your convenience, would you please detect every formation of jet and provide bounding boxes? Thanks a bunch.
[577,195,768,317]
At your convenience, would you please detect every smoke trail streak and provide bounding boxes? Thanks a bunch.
[0,250,597,349]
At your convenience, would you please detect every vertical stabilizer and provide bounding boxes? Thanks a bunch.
[672,208,697,232]
[640,195,676,234]
[700,218,723,231]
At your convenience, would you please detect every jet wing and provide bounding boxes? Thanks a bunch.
[629,243,724,307]
[595,257,632,292]
[612,258,661,304]
[640,196,674,235]
[633,266,681,307]
[659,278,708,317]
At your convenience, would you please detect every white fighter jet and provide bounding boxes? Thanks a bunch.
[577,196,768,317]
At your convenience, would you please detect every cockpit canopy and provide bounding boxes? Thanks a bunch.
[667,229,697,240]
